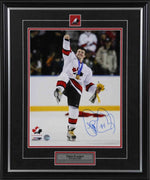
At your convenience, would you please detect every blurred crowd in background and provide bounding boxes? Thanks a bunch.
[30,30,120,76]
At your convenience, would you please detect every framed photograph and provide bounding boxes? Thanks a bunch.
[0,0,149,179]
[29,28,122,148]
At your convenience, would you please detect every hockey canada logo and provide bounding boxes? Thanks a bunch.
[32,126,42,141]
[69,15,81,27]
[32,126,42,134]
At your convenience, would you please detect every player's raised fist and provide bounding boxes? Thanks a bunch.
[64,34,70,40]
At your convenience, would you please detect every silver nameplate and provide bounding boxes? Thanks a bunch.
[55,151,96,165]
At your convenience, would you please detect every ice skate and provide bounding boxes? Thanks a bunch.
[54,88,62,103]
[67,126,76,141]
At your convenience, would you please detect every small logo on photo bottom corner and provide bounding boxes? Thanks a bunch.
[69,15,81,27]
[32,126,42,141]
[32,137,42,141]
[44,134,50,141]
[32,126,42,134]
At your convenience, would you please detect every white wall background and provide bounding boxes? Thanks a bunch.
[30,76,120,106]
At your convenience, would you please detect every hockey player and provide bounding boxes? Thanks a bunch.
[54,34,104,141]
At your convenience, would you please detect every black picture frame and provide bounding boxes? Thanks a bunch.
[0,0,150,179]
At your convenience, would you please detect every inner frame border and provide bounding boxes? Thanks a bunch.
[27,27,123,149]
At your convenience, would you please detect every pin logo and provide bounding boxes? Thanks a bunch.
[69,15,81,27]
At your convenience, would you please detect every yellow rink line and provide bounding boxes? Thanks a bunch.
[30,106,120,112]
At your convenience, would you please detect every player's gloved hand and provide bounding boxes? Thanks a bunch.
[89,83,105,103]
[89,91,97,103]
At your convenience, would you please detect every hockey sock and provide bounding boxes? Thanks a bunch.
[68,106,79,129]
[68,118,77,129]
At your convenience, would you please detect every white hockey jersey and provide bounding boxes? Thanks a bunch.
[78,32,97,52]
[59,38,97,95]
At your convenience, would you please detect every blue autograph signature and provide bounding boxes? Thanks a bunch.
[82,108,116,137]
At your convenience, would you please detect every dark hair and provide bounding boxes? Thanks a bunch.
[77,47,87,55]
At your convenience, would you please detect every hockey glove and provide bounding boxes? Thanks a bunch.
[89,82,105,103]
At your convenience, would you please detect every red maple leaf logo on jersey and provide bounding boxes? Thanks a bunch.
[72,67,78,72]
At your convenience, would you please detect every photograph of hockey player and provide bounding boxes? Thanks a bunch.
[54,34,104,141]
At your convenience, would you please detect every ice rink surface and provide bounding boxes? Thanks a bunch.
[29,111,121,148]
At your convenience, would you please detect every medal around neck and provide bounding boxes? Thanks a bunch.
[76,74,80,80]
[76,60,83,80]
